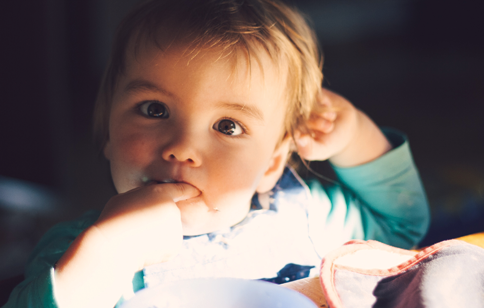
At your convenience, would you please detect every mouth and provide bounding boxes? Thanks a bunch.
[158,179,177,184]
[142,177,192,186]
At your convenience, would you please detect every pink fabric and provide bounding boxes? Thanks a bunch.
[319,239,483,308]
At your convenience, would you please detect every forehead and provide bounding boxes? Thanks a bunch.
[120,38,288,100]
[128,34,286,78]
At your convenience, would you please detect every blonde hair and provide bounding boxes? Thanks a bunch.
[93,0,323,151]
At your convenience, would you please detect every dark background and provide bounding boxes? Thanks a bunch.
[1,0,483,282]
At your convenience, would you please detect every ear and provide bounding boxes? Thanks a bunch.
[103,140,112,161]
[256,135,293,193]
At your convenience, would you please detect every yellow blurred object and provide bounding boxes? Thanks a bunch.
[282,276,328,307]
[456,232,484,249]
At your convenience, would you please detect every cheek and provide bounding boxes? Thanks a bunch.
[108,130,158,191]
[110,127,155,164]
[205,144,270,195]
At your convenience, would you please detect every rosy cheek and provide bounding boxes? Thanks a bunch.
[109,135,154,193]
[113,133,154,166]
[215,156,264,193]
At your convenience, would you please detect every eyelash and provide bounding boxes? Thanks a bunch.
[136,100,169,118]
[134,101,249,137]
[216,117,248,138]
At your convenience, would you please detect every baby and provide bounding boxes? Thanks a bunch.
[4,0,429,307]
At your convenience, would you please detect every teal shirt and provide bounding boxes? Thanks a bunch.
[310,129,429,251]
[2,129,429,308]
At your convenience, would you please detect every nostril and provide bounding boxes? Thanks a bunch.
[163,147,199,166]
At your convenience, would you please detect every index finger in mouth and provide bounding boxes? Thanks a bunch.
[146,181,201,202]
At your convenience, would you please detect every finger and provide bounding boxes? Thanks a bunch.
[163,183,201,202]
[294,129,311,148]
[318,88,335,108]
[295,134,313,158]
[318,88,349,112]
[322,111,337,121]
[312,92,338,118]
[295,134,312,149]
[161,182,201,202]
[320,121,334,134]
[309,107,336,120]
[306,117,335,134]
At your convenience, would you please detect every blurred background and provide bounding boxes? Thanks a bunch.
[1,0,483,286]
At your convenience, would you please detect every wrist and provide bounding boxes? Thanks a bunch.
[329,112,392,167]
[54,227,138,308]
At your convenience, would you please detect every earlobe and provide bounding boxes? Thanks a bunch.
[256,136,292,193]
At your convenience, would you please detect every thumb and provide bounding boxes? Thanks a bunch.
[294,132,314,160]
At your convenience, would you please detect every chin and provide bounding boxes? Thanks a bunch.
[181,219,220,236]
[176,197,215,235]
[177,194,251,236]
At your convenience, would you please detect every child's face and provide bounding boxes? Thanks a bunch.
[104,43,289,235]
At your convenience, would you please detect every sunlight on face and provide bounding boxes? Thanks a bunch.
[104,43,288,235]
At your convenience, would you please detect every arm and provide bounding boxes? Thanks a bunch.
[295,89,429,251]
[2,211,99,308]
[306,130,429,254]
[3,183,199,308]
[53,183,199,308]
[332,129,429,247]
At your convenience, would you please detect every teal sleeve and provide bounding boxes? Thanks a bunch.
[2,268,57,308]
[2,211,100,308]
[114,271,145,308]
[307,128,430,251]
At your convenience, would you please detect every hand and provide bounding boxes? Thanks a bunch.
[93,182,201,270]
[294,88,391,167]
[54,182,200,308]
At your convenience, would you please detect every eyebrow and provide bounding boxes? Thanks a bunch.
[124,78,263,121]
[124,78,176,98]
[217,102,264,122]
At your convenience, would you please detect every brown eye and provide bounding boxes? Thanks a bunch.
[139,101,169,118]
[214,119,243,136]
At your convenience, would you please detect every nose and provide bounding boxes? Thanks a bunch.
[161,131,202,167]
